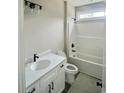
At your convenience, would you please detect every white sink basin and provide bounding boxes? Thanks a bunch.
[30,59,51,71]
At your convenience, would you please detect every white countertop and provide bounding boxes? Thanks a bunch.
[25,52,65,88]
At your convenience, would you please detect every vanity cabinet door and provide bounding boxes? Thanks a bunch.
[26,81,40,93]
[53,63,65,93]
[39,62,65,93]
[40,78,50,93]
[39,68,57,93]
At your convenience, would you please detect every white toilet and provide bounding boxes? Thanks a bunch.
[57,51,78,84]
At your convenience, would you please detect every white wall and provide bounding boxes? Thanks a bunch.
[24,0,64,58]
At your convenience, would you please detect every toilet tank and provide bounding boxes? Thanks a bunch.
[57,51,67,62]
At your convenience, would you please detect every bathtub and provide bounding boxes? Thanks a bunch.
[68,53,103,79]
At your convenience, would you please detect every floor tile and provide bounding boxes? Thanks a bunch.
[67,73,102,93]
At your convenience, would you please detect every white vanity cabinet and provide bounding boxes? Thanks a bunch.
[26,51,66,93]
[53,63,65,93]
[39,62,65,93]
[26,81,40,93]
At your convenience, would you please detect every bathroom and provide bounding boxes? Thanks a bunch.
[23,0,105,93]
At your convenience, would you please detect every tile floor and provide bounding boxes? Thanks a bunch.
[67,73,102,93]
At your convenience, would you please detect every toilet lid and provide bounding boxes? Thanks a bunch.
[64,63,78,74]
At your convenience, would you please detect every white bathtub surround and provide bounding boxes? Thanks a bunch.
[25,51,65,88]
[69,56,103,79]
[67,2,105,80]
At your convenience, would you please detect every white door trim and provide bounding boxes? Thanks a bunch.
[18,0,26,93]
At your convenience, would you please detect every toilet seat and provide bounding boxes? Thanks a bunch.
[64,63,78,74]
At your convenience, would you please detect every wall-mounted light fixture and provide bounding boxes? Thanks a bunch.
[24,0,42,12]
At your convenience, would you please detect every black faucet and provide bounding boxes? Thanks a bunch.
[33,53,39,62]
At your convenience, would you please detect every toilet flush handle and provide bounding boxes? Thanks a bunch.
[60,64,64,68]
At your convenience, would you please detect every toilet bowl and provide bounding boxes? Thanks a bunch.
[64,63,78,84]
[57,51,78,84]
[65,63,78,74]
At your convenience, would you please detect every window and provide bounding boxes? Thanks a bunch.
[76,2,105,20]
[79,11,105,19]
